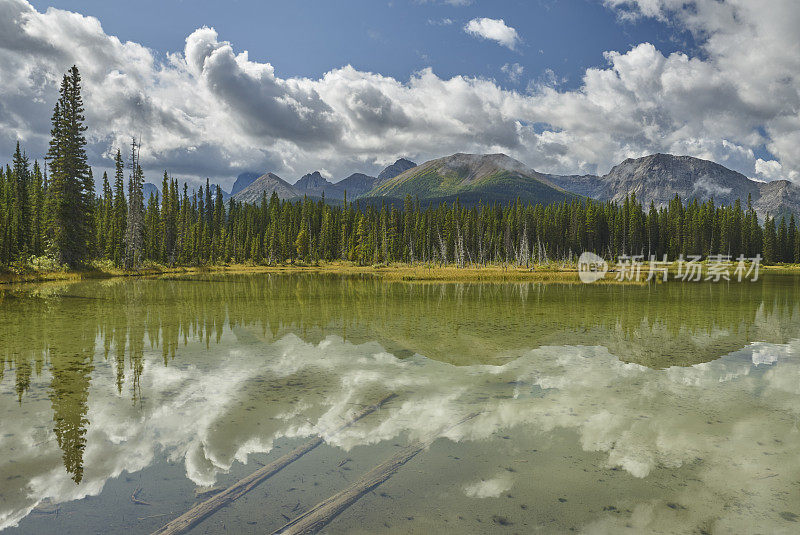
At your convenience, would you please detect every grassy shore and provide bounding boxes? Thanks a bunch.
[0,260,612,285]
[2,259,797,285]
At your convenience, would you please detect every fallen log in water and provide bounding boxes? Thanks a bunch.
[151,394,396,535]
[272,412,479,535]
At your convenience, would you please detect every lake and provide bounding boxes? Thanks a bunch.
[1,273,799,534]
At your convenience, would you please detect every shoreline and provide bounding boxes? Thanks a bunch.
[2,261,799,286]
[0,262,593,285]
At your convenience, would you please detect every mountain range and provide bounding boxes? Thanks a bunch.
[231,158,418,203]
[545,153,800,220]
[230,152,800,220]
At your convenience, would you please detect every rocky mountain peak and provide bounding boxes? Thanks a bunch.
[295,171,331,190]
[377,158,417,182]
[231,172,260,196]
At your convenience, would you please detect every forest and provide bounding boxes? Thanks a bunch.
[1,66,799,271]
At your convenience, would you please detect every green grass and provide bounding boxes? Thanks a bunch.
[3,257,796,286]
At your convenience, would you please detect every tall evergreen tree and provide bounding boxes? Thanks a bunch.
[110,149,127,263]
[30,160,45,256]
[45,66,93,267]
[763,216,777,264]
[12,142,31,258]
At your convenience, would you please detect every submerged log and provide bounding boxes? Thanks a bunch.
[151,394,396,535]
[272,412,479,535]
[132,488,152,506]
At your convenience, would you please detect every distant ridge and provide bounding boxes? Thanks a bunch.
[291,159,418,200]
[232,172,300,203]
[293,171,376,200]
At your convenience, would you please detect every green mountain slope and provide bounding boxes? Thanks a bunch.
[363,153,575,205]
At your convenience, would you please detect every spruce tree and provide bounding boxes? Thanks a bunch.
[30,161,45,256]
[12,142,31,258]
[777,216,788,262]
[45,66,93,267]
[110,149,127,264]
[763,216,777,264]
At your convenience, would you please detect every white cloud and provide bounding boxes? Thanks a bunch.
[501,62,524,83]
[464,17,521,50]
[3,328,799,532]
[427,17,454,26]
[755,158,785,181]
[0,0,799,187]
[463,475,513,498]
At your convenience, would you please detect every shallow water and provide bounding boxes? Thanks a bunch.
[1,274,799,534]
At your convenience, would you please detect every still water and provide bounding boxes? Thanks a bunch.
[1,274,799,534]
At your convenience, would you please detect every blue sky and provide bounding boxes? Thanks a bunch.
[3,0,799,188]
[29,0,694,92]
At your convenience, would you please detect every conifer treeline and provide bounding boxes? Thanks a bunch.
[4,170,800,267]
[2,67,800,269]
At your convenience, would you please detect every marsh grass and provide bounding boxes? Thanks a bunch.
[2,258,797,285]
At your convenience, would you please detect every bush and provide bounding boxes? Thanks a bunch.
[29,255,68,273]
[90,259,116,271]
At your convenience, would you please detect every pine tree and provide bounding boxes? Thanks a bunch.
[45,66,93,267]
[97,171,113,258]
[794,219,800,263]
[777,216,788,262]
[30,161,45,256]
[763,216,777,264]
[11,142,31,258]
[109,149,127,264]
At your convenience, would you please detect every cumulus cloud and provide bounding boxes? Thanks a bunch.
[755,158,788,181]
[0,0,799,188]
[4,328,800,532]
[464,17,521,50]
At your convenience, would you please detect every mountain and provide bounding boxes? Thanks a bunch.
[293,171,376,200]
[363,153,574,205]
[547,153,800,220]
[541,173,604,199]
[231,172,260,196]
[295,171,331,191]
[243,159,417,204]
[338,173,376,197]
[376,158,416,183]
[142,182,159,200]
[600,153,758,206]
[753,179,800,220]
[232,172,300,204]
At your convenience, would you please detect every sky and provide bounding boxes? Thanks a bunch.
[1,0,799,191]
